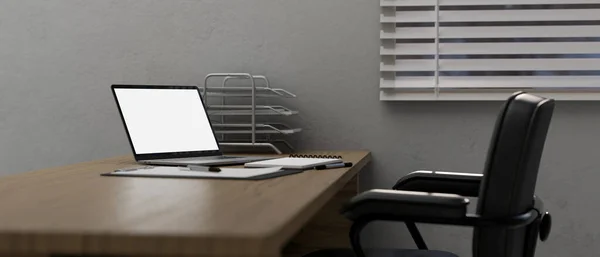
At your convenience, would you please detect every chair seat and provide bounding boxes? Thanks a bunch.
[303,248,459,257]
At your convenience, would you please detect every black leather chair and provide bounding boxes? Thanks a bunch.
[305,92,554,257]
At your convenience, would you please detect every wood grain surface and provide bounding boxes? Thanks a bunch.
[0,151,371,257]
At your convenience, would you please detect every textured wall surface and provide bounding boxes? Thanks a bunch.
[1,1,599,256]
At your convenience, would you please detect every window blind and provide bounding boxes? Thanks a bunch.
[380,0,600,100]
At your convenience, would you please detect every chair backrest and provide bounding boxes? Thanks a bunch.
[473,92,554,257]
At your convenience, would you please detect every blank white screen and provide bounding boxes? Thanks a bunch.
[114,88,219,154]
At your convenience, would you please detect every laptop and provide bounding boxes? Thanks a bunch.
[111,85,272,166]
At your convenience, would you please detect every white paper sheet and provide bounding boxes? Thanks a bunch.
[109,166,284,179]
[245,157,342,169]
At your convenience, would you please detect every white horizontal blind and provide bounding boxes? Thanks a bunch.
[380,0,600,100]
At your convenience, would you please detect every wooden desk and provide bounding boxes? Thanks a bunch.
[0,151,370,257]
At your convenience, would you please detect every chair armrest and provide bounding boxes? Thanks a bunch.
[393,170,482,197]
[343,189,538,229]
[343,189,470,221]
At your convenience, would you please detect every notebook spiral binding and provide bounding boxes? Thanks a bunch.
[289,154,342,159]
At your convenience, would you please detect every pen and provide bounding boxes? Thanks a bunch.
[315,162,353,170]
[185,165,221,172]
[115,166,154,172]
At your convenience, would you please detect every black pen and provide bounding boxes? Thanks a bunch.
[315,162,353,170]
[185,165,221,172]
[115,166,153,172]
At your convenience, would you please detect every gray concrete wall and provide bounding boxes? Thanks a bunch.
[1,1,599,256]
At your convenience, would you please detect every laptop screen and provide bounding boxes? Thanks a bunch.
[113,87,220,155]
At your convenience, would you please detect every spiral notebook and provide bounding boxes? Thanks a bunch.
[244,154,343,169]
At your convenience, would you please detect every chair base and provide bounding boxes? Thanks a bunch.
[303,248,459,257]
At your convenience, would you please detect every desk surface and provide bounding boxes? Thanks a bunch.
[0,151,370,257]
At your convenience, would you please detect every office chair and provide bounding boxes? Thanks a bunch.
[305,92,554,257]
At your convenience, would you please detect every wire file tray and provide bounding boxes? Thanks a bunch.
[201,87,296,98]
[207,105,298,116]
[203,73,301,154]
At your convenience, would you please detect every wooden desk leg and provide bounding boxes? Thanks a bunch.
[282,176,358,257]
